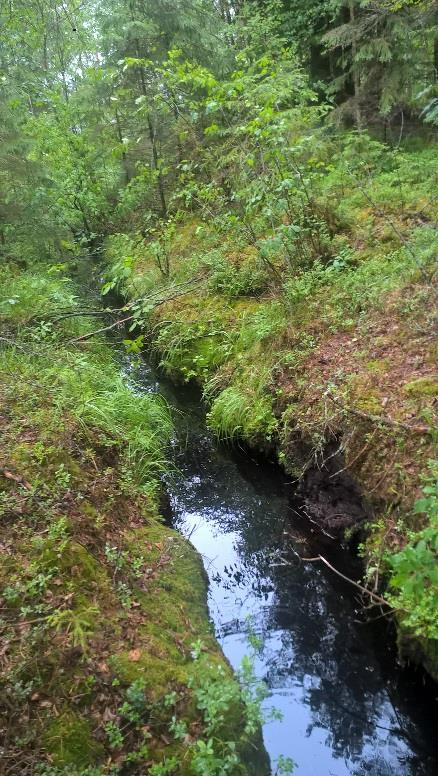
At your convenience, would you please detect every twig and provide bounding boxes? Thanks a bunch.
[326,391,432,435]
[30,308,122,322]
[122,272,206,311]
[0,467,33,491]
[68,314,134,343]
[301,554,392,609]
[328,428,377,479]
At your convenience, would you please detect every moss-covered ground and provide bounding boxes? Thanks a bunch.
[103,139,438,678]
[0,263,260,775]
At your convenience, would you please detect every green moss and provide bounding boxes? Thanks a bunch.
[110,649,188,690]
[355,394,382,414]
[404,377,438,397]
[348,375,383,415]
[44,713,103,767]
[40,540,108,592]
[365,358,389,374]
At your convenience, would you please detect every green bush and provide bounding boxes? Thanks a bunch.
[0,267,78,324]
[387,463,438,640]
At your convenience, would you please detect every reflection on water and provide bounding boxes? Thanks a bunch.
[122,356,438,776]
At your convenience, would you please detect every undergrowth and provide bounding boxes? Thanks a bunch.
[0,263,271,774]
[102,133,438,677]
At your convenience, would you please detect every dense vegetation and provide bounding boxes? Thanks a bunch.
[0,264,276,774]
[0,0,437,771]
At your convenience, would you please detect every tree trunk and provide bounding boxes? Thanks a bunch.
[349,0,362,130]
[136,42,167,218]
[115,108,130,185]
[146,113,167,218]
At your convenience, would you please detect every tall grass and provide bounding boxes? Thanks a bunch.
[79,380,173,484]
[0,265,174,489]
[207,385,277,444]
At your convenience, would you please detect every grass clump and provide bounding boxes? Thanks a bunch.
[207,386,277,445]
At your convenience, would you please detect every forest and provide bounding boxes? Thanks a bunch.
[0,0,437,774]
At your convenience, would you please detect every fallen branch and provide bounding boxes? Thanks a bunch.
[326,391,432,435]
[69,314,134,343]
[30,308,122,323]
[68,282,207,344]
[301,554,392,609]
[48,309,121,321]
[124,272,206,310]
[0,467,33,491]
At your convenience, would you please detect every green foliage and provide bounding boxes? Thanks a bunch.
[1,0,438,754]
[387,463,438,640]
[207,386,278,444]
[321,0,436,125]
[104,721,124,750]
[0,268,78,325]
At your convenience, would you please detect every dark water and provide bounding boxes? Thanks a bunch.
[121,355,438,776]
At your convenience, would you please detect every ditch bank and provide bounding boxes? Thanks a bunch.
[112,322,438,776]
[100,252,437,685]
[0,262,268,776]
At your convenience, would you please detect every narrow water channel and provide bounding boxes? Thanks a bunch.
[120,354,438,776]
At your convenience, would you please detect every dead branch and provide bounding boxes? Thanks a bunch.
[68,282,207,344]
[0,467,33,491]
[328,428,378,479]
[326,391,432,435]
[68,314,135,343]
[301,553,393,609]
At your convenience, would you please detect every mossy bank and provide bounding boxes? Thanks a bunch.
[0,263,267,775]
[102,136,438,681]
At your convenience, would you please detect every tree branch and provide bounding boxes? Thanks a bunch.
[326,390,432,435]
[301,554,393,609]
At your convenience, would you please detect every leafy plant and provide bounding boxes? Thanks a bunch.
[386,463,438,639]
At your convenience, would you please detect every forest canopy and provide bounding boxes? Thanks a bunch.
[0,0,437,262]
